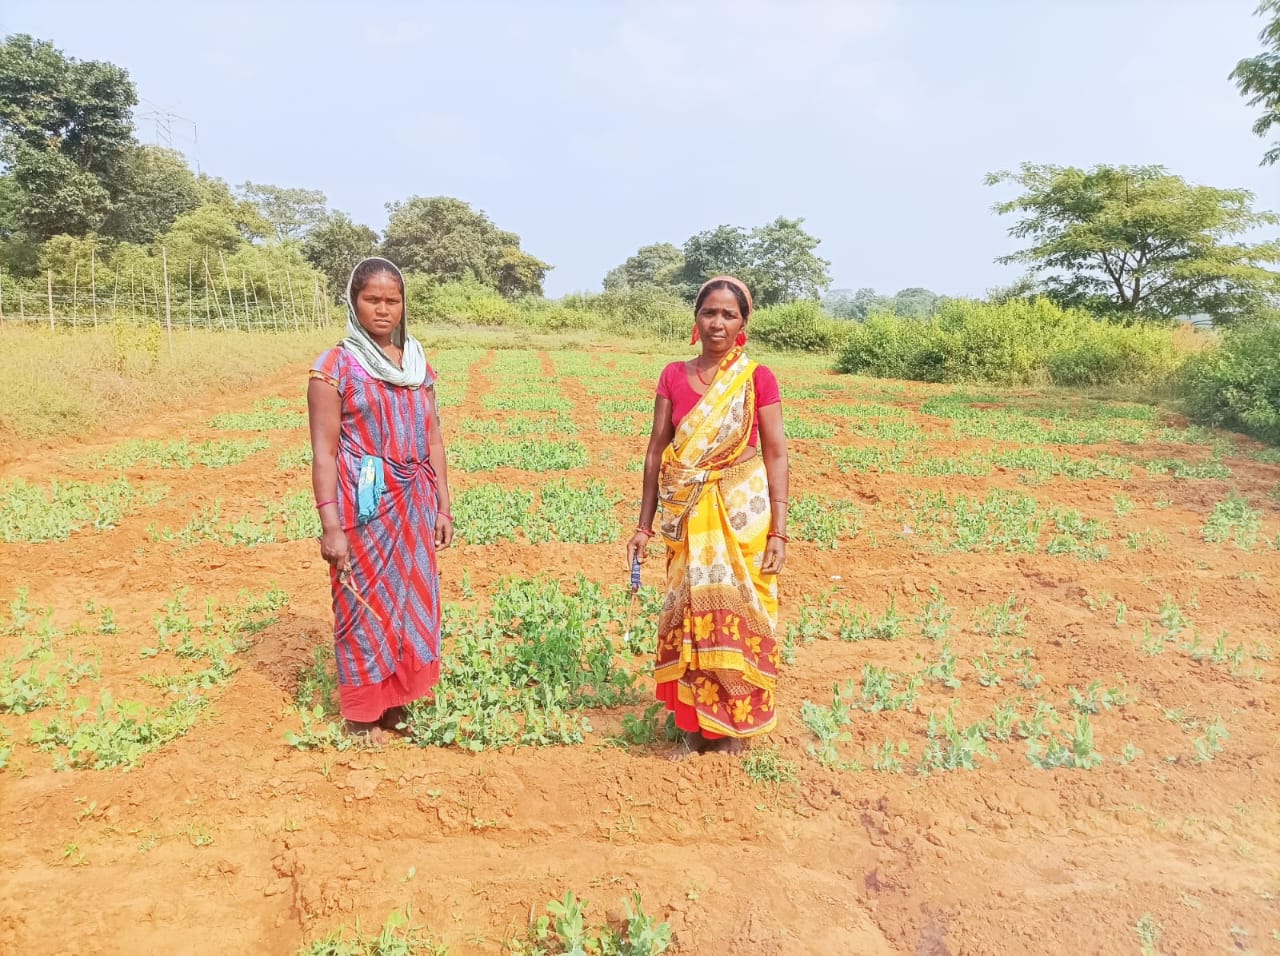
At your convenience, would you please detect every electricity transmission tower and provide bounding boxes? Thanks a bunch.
[138,99,201,171]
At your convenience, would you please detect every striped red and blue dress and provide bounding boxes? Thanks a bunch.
[310,347,442,721]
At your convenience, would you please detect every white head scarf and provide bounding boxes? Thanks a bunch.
[341,257,431,388]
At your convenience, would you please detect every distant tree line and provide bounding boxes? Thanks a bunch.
[0,34,549,319]
[2,30,1277,330]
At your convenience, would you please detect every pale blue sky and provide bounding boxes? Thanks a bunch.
[2,0,1276,298]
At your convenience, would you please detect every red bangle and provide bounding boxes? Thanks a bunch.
[767,531,790,542]
[438,512,453,521]
[635,526,655,537]
[315,499,337,509]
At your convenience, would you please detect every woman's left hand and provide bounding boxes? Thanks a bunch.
[761,537,786,575]
[435,513,454,550]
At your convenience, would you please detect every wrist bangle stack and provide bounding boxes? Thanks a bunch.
[767,531,790,542]
[438,511,453,521]
[315,499,337,510]
[635,526,655,538]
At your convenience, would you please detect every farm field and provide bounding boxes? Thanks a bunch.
[1,344,1278,955]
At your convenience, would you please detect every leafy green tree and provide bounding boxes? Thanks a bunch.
[1231,0,1280,166]
[0,35,135,173]
[495,246,552,298]
[987,163,1280,323]
[380,195,550,297]
[37,233,100,282]
[183,175,269,244]
[891,287,942,318]
[984,275,1038,305]
[162,204,245,263]
[749,216,832,306]
[823,287,891,320]
[239,181,327,242]
[0,34,137,239]
[679,218,831,306]
[602,242,684,293]
[103,146,202,244]
[679,225,753,296]
[4,144,112,239]
[0,173,38,273]
[303,211,378,299]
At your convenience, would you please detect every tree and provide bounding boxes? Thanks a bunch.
[891,287,942,318]
[987,163,1280,323]
[193,176,270,242]
[4,145,110,239]
[679,225,753,297]
[36,232,101,288]
[984,275,1038,305]
[1231,0,1280,166]
[380,195,550,297]
[0,35,135,175]
[103,146,202,244]
[679,217,831,307]
[162,203,246,263]
[239,181,327,242]
[303,211,378,299]
[602,242,684,293]
[824,287,892,320]
[0,34,137,240]
[0,172,38,272]
[495,246,551,298]
[749,217,832,306]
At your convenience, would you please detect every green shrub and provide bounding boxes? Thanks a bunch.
[560,288,690,339]
[520,301,599,333]
[751,300,850,351]
[412,277,520,327]
[1180,314,1280,444]
[834,312,942,380]
[836,297,1188,388]
[402,273,439,322]
[932,298,1062,384]
[1045,321,1183,387]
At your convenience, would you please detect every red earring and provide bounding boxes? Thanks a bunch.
[690,326,700,345]
[736,330,747,347]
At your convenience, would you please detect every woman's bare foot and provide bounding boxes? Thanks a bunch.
[705,736,749,756]
[379,706,411,735]
[668,730,705,762]
[344,719,390,745]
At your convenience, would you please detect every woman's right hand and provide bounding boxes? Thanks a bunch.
[320,527,351,573]
[625,531,652,569]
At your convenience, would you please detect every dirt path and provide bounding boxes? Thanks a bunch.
[1,354,1278,955]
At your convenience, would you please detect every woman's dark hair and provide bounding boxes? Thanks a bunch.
[350,258,405,300]
[694,279,750,318]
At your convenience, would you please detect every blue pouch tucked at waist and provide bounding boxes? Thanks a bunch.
[356,455,386,525]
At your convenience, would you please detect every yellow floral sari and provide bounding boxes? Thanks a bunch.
[655,349,778,738]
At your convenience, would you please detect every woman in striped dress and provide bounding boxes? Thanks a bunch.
[307,257,453,742]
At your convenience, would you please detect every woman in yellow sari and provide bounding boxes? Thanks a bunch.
[626,276,789,756]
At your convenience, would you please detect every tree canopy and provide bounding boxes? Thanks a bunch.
[745,216,833,306]
[303,212,379,299]
[987,163,1280,323]
[824,287,943,320]
[1232,0,1280,166]
[239,181,327,243]
[380,196,550,297]
[0,34,137,240]
[604,217,831,307]
[102,146,203,244]
[603,242,684,294]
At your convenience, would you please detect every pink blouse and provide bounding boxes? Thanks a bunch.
[656,361,781,448]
